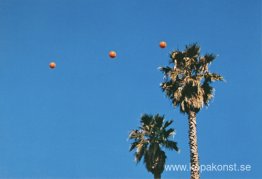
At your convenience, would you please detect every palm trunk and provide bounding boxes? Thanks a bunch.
[154,172,161,179]
[188,111,200,179]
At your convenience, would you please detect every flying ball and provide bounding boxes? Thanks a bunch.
[159,41,167,48]
[49,62,56,69]
[109,51,117,58]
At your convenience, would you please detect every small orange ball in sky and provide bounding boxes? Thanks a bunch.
[49,62,56,69]
[159,41,167,48]
[109,51,117,58]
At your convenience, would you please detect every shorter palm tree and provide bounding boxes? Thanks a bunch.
[129,114,179,179]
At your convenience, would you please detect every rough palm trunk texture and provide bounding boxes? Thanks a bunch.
[188,111,200,179]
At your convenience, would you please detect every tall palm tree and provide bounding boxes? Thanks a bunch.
[129,114,179,179]
[159,43,223,179]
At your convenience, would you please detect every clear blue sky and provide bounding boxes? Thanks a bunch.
[0,0,261,178]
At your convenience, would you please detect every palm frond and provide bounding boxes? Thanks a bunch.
[154,114,164,129]
[162,120,173,129]
[171,50,184,61]
[130,141,139,151]
[164,128,175,138]
[128,130,142,140]
[204,73,223,83]
[162,140,179,151]
[210,73,223,81]
[159,66,172,76]
[203,53,216,64]
[185,43,200,58]
[141,114,153,126]
[202,82,214,105]
[135,143,147,163]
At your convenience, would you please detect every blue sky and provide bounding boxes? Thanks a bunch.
[0,0,261,178]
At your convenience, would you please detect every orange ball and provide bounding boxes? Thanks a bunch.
[109,51,117,58]
[49,62,56,69]
[159,41,167,48]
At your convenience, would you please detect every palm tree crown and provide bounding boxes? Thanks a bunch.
[129,114,179,178]
[159,43,223,114]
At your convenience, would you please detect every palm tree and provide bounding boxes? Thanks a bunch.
[159,43,223,179]
[129,114,179,179]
